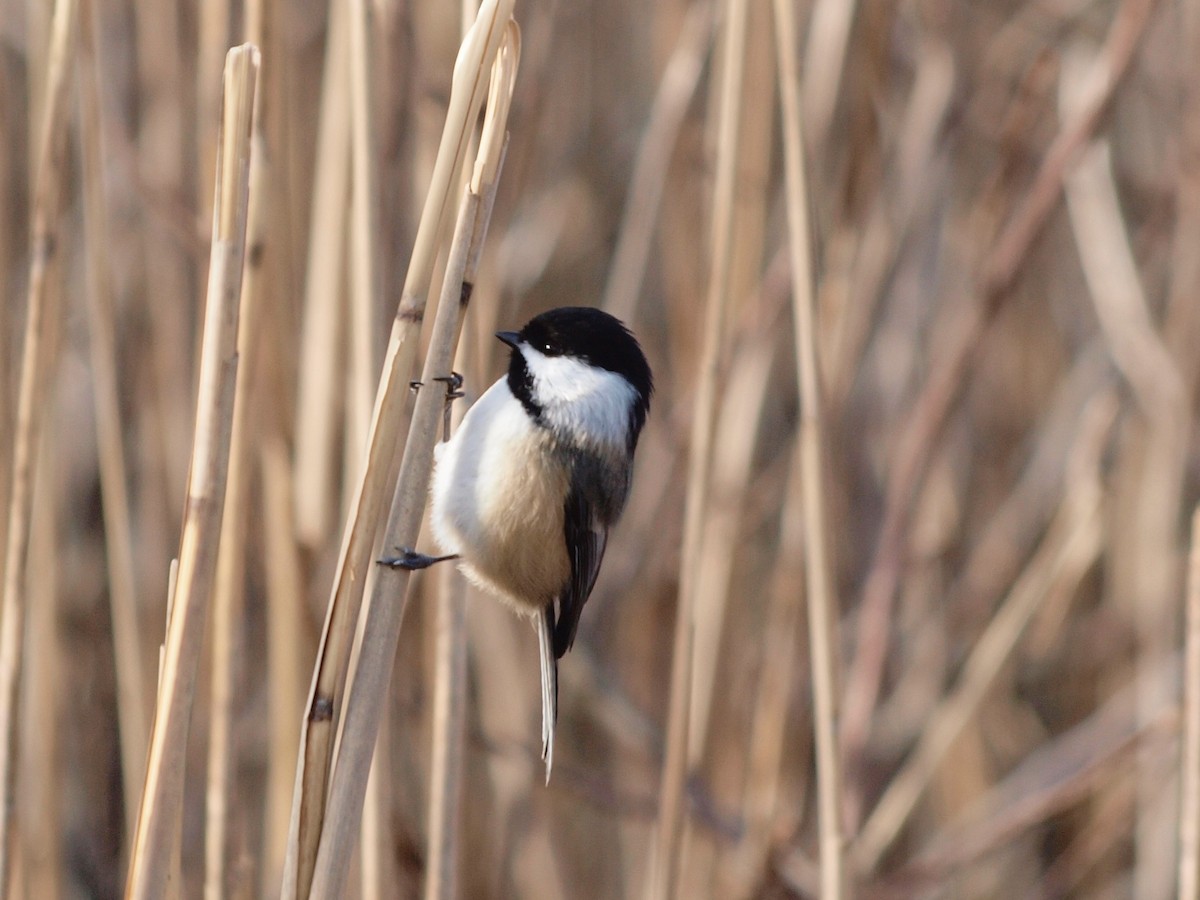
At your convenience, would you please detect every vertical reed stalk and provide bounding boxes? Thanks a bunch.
[305,36,517,894]
[293,0,351,549]
[281,7,515,895]
[78,0,148,844]
[1179,506,1200,900]
[773,0,847,892]
[0,0,78,888]
[261,436,305,897]
[125,45,259,900]
[646,0,748,894]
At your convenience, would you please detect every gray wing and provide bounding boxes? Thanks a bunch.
[552,482,608,658]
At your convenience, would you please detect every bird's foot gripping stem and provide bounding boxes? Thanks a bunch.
[378,547,460,570]
[433,372,464,442]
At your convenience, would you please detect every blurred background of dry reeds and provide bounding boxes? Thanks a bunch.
[4,0,1200,896]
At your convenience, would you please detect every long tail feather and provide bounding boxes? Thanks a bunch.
[537,607,558,783]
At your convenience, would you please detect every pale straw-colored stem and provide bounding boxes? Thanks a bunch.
[125,45,259,900]
[280,9,515,896]
[773,0,847,890]
[646,0,748,895]
[0,0,78,888]
[307,51,516,899]
[77,0,148,845]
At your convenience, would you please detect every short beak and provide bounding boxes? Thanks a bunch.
[495,330,520,350]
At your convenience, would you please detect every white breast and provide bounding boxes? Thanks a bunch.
[430,378,571,611]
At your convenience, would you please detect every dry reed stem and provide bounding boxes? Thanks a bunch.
[602,0,714,324]
[125,45,260,900]
[0,0,77,888]
[260,436,305,896]
[1183,507,1200,899]
[424,563,469,900]
[300,30,517,897]
[687,336,775,762]
[647,0,749,894]
[204,114,271,900]
[838,0,1158,797]
[23,433,61,900]
[348,0,383,457]
[1166,0,1200,391]
[282,8,515,895]
[294,0,351,549]
[774,0,846,891]
[197,0,232,228]
[420,12,479,896]
[1061,58,1188,890]
[347,0,389,885]
[77,0,149,844]
[854,397,1114,872]
[133,0,191,522]
[720,444,807,900]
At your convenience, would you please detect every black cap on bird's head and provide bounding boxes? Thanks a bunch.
[497,307,654,444]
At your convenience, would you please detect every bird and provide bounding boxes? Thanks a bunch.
[381,306,652,781]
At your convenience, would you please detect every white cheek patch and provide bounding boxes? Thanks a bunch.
[521,344,637,448]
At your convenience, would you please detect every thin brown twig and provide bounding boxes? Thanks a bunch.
[0,0,78,888]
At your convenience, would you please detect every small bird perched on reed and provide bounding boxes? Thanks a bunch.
[382,306,652,780]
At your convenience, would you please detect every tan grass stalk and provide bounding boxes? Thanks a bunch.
[22,430,61,900]
[0,0,78,888]
[348,0,383,458]
[1182,506,1200,899]
[260,435,305,896]
[204,104,271,900]
[77,0,148,844]
[420,8,482,895]
[646,0,749,894]
[1165,0,1200,391]
[686,335,775,763]
[132,0,190,519]
[125,45,260,900]
[346,0,390,887]
[719,443,807,900]
[284,19,516,897]
[773,0,846,890]
[1061,52,1187,891]
[306,39,516,895]
[854,397,1114,872]
[197,0,232,227]
[293,0,351,549]
[280,6,516,896]
[424,560,469,900]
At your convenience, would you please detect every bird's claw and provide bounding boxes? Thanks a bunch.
[378,547,460,571]
[433,372,464,441]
